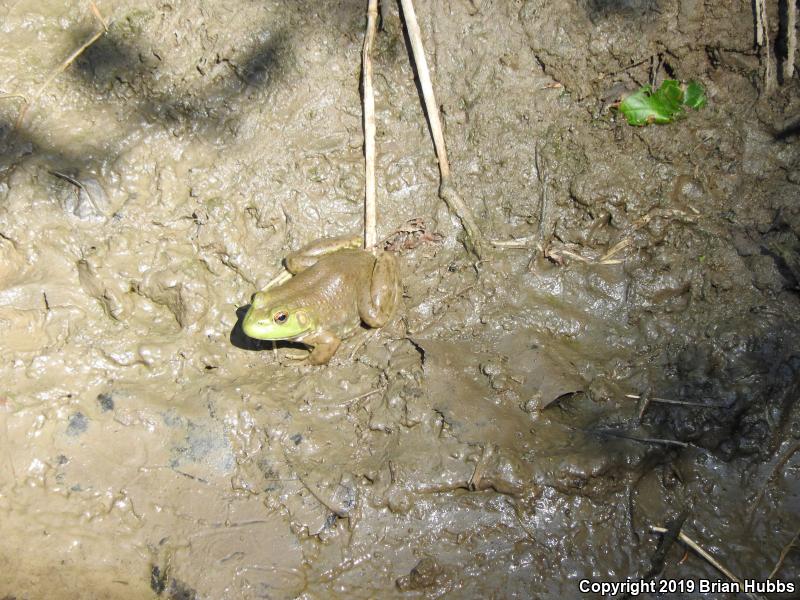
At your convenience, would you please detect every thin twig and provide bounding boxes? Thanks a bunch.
[50,170,101,214]
[398,0,486,258]
[599,238,631,262]
[534,149,552,256]
[336,388,381,408]
[768,526,800,579]
[625,393,724,408]
[0,93,28,103]
[490,235,537,248]
[399,0,449,179]
[756,0,766,46]
[650,525,766,600]
[595,429,692,449]
[16,2,109,128]
[263,268,292,290]
[748,440,800,519]
[362,0,378,250]
[348,328,377,360]
[754,0,775,93]
[783,0,796,81]
[89,0,108,29]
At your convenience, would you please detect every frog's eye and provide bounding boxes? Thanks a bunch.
[273,311,289,324]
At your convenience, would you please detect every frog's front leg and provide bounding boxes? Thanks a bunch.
[358,252,400,328]
[302,329,342,365]
[284,234,362,274]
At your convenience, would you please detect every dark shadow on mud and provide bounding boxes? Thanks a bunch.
[580,0,661,20]
[775,118,800,140]
[0,1,416,182]
[642,315,800,461]
[0,118,94,176]
[71,25,292,130]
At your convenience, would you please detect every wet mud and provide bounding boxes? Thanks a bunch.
[1,0,798,598]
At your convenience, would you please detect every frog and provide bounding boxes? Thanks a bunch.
[241,234,401,365]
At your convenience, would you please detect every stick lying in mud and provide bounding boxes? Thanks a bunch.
[785,0,797,81]
[769,526,800,579]
[650,526,766,600]
[398,0,487,259]
[362,0,378,250]
[15,2,109,128]
[754,0,774,92]
[747,440,800,520]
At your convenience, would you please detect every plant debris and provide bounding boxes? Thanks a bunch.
[382,218,444,252]
[617,80,707,126]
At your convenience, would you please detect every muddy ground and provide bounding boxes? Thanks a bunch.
[1,0,799,598]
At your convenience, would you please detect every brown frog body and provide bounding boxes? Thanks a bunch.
[241,235,400,364]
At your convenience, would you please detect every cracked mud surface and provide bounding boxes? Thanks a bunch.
[1,1,798,598]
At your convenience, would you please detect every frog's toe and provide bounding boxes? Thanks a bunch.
[284,348,311,361]
[308,340,340,365]
[304,329,342,365]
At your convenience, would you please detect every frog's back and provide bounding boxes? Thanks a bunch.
[269,249,374,333]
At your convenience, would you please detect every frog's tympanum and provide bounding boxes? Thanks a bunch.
[242,235,400,364]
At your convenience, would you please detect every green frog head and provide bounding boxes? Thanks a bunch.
[242,291,315,340]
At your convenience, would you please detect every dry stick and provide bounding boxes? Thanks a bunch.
[362,0,379,250]
[650,526,766,600]
[398,0,486,259]
[768,526,800,579]
[748,440,800,519]
[784,0,797,81]
[0,93,28,103]
[756,0,766,45]
[624,393,723,408]
[754,0,775,93]
[16,2,109,128]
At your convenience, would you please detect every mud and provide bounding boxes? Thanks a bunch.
[1,0,799,598]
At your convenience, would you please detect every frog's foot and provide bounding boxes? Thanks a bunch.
[303,329,342,365]
[284,234,363,274]
[283,347,311,361]
[359,252,400,328]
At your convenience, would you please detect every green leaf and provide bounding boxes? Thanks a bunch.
[618,86,674,126]
[618,79,707,126]
[658,80,684,112]
[683,81,707,109]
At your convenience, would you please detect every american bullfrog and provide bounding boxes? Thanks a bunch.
[241,235,400,364]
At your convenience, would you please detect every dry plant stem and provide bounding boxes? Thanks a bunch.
[755,0,775,92]
[0,93,28,103]
[748,440,800,519]
[399,0,449,178]
[362,0,378,250]
[263,269,292,290]
[398,0,486,258]
[784,0,797,80]
[769,527,800,579]
[650,526,766,600]
[756,0,766,45]
[15,2,109,128]
[624,393,722,408]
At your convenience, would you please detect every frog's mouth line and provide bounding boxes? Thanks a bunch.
[247,325,313,343]
[284,329,312,342]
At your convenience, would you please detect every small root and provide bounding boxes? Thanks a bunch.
[650,525,766,600]
[15,2,109,128]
